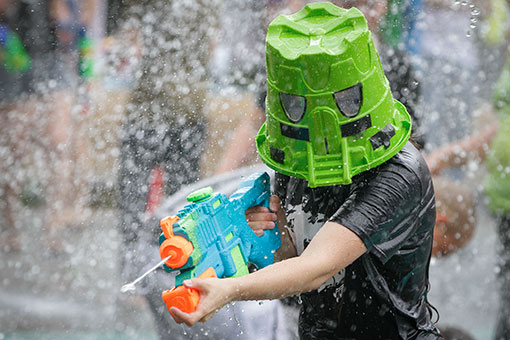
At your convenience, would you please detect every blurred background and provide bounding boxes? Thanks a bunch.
[0,0,509,339]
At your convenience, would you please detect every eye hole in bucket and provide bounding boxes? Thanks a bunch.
[334,83,362,118]
[280,93,306,123]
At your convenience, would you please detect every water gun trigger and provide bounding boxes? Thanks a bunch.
[162,267,217,313]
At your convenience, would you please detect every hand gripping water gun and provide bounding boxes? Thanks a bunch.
[158,172,281,313]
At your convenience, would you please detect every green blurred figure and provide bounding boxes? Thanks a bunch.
[0,22,31,73]
[485,52,510,340]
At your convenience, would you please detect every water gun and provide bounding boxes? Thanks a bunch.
[0,23,31,73]
[158,172,281,313]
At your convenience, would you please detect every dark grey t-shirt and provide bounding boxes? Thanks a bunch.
[275,142,442,340]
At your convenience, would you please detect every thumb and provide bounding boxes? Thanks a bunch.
[183,278,208,291]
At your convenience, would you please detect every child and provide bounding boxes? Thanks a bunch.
[170,3,442,339]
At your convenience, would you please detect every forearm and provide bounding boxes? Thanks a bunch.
[426,121,498,174]
[230,221,366,302]
[229,253,328,301]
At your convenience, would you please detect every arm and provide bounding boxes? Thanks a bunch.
[170,220,366,326]
[425,121,499,175]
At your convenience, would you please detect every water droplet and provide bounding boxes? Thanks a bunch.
[466,30,472,37]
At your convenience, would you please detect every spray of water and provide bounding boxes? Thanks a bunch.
[120,255,172,293]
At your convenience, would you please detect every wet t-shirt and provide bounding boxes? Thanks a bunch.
[275,142,442,340]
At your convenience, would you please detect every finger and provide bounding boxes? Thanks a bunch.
[170,307,200,327]
[245,211,277,222]
[269,195,281,212]
[169,307,188,324]
[245,205,269,214]
[248,221,276,235]
[183,276,215,291]
[250,228,264,237]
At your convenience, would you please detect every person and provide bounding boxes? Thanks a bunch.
[0,0,96,252]
[169,3,443,339]
[419,26,509,336]
[484,49,510,340]
[0,0,33,251]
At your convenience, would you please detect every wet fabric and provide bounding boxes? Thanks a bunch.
[275,142,442,340]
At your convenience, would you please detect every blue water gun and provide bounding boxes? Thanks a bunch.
[158,172,281,313]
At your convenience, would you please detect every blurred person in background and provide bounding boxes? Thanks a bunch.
[422,1,509,332]
[0,0,97,252]
[486,47,510,340]
[0,0,33,251]
[44,0,99,251]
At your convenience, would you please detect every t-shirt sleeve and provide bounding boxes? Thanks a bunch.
[329,161,425,263]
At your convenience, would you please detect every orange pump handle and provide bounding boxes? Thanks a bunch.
[162,267,217,313]
[160,216,180,239]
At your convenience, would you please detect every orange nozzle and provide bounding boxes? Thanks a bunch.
[162,267,217,313]
[159,215,193,268]
[160,236,193,269]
